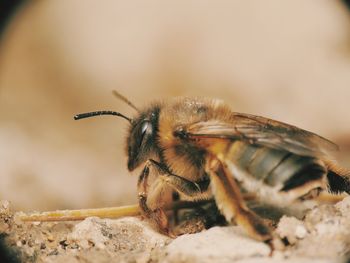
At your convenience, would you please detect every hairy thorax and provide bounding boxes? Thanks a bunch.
[157,97,232,184]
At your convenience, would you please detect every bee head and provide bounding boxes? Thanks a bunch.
[74,91,159,172]
[126,108,159,171]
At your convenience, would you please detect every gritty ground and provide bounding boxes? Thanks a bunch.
[1,197,350,263]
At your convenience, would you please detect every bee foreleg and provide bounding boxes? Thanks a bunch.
[160,174,203,197]
[137,160,173,236]
[139,159,205,199]
[206,156,272,242]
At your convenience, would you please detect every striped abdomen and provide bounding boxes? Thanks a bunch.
[225,141,327,192]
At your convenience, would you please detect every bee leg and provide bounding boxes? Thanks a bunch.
[206,157,272,243]
[137,159,208,236]
[140,159,205,200]
[137,160,173,236]
[315,191,347,203]
[159,174,203,197]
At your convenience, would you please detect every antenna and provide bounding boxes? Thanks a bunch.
[74,110,132,123]
[112,90,139,112]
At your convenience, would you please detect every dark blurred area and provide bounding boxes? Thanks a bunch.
[0,235,20,263]
[344,0,350,11]
[0,0,350,212]
[0,0,26,37]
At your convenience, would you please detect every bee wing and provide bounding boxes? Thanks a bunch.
[187,113,339,158]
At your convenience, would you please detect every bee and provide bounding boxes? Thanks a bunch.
[73,91,350,243]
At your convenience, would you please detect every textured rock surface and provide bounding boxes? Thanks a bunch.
[1,198,350,262]
[164,226,270,263]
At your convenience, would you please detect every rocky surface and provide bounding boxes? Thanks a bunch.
[1,198,350,263]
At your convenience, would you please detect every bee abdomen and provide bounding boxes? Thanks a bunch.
[227,141,326,190]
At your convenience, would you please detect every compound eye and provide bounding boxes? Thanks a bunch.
[141,122,149,135]
[139,121,152,147]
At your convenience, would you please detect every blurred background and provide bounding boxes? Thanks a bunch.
[0,0,350,211]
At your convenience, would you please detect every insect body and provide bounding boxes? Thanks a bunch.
[75,95,350,242]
